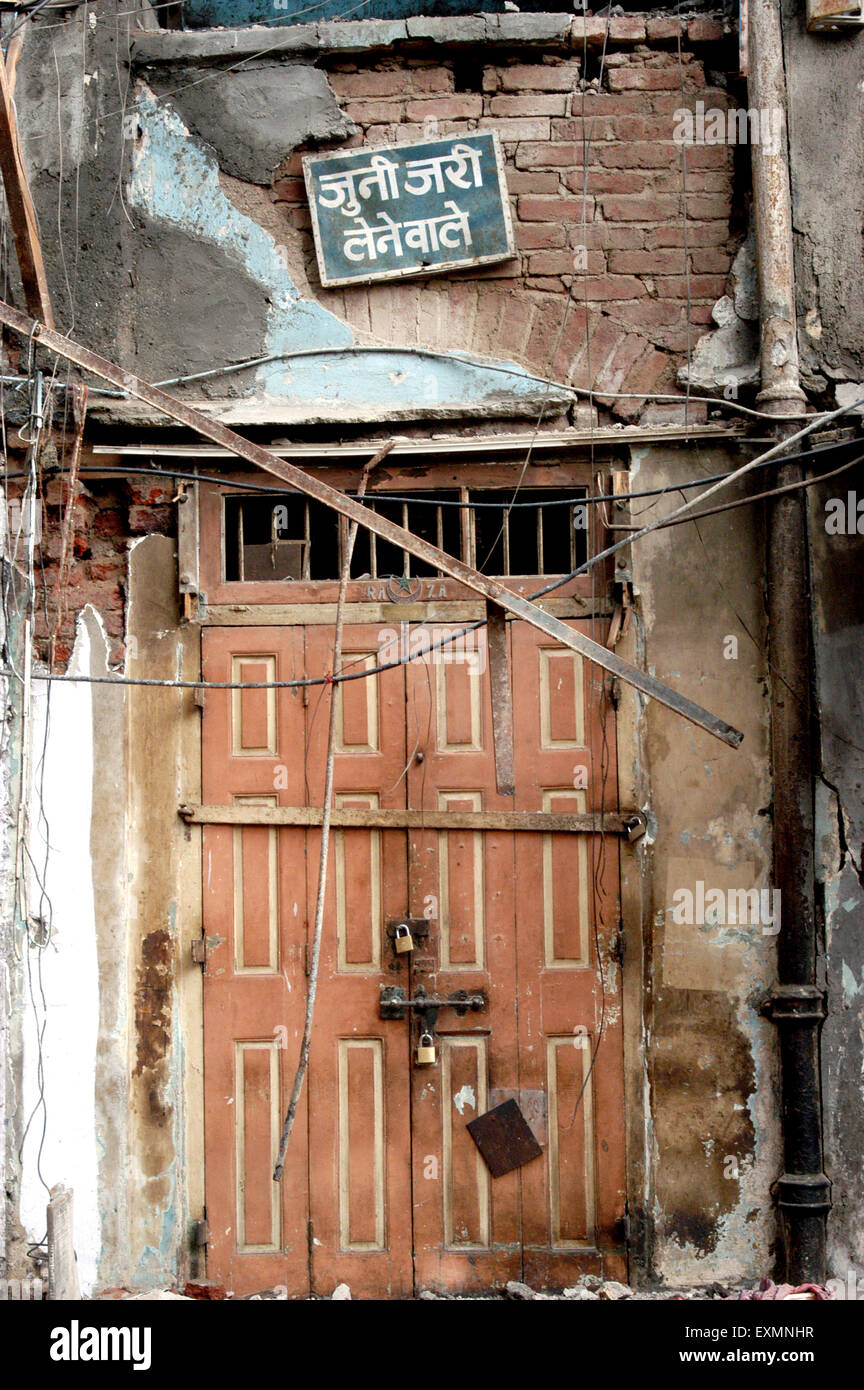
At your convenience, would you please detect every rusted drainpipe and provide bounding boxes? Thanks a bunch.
[748,0,831,1283]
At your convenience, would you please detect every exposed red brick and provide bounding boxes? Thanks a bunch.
[471,259,523,281]
[647,222,731,249]
[601,194,681,221]
[615,300,692,333]
[505,170,561,194]
[343,99,406,125]
[652,274,728,299]
[595,332,653,405]
[682,193,732,219]
[646,17,683,42]
[64,575,125,611]
[518,194,595,223]
[128,505,174,535]
[498,61,582,93]
[571,223,646,250]
[479,116,552,143]
[609,17,647,42]
[405,95,483,121]
[682,144,735,170]
[549,305,592,379]
[330,67,453,99]
[89,559,124,583]
[525,276,570,294]
[516,223,568,251]
[514,141,582,170]
[563,169,650,196]
[607,249,685,275]
[184,1283,227,1301]
[498,297,537,357]
[569,318,626,389]
[524,296,570,373]
[689,248,734,274]
[620,346,671,400]
[688,16,726,43]
[487,94,568,118]
[271,178,305,203]
[128,482,174,506]
[550,116,617,143]
[569,274,648,301]
[598,142,680,169]
[607,69,682,93]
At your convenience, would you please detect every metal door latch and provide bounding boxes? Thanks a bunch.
[379,984,487,1026]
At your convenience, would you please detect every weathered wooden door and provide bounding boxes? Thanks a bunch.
[200,615,626,1298]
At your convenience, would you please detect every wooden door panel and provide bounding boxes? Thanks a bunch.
[202,628,309,1297]
[406,638,522,1292]
[302,626,413,1298]
[512,620,627,1286]
[201,610,628,1297]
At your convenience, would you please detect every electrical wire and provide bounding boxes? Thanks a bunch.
[10,440,861,698]
[1,0,56,48]
[43,344,828,423]
[6,428,855,505]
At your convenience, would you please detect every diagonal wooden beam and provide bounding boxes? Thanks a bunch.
[0,298,743,748]
[0,57,54,328]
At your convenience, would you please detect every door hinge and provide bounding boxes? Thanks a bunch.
[193,685,206,710]
[191,935,207,967]
[194,1217,209,1248]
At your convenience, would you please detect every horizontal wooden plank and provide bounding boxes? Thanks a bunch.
[202,598,610,626]
[179,803,639,835]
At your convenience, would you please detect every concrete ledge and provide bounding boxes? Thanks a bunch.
[130,12,646,66]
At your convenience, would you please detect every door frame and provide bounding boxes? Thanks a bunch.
[179,452,652,1290]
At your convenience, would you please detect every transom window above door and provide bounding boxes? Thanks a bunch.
[223,487,590,583]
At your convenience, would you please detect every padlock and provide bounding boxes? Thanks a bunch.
[393,923,414,955]
[415,1031,437,1066]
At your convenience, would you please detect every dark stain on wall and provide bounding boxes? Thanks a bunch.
[134,928,174,1126]
[653,990,757,1255]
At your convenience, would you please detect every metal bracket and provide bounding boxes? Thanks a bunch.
[379,983,487,1024]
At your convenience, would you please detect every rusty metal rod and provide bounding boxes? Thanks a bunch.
[0,299,744,748]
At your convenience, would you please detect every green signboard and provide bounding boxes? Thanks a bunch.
[303,132,516,288]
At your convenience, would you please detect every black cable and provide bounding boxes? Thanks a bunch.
[2,0,56,47]
[9,429,860,506]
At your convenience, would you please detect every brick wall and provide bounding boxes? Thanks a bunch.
[20,474,176,667]
[273,18,738,421]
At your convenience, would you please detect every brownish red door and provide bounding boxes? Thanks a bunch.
[200,616,626,1298]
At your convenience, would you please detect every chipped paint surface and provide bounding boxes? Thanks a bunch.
[453,1084,476,1115]
[128,87,570,418]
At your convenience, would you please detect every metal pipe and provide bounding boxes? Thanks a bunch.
[749,0,831,1281]
[748,0,807,417]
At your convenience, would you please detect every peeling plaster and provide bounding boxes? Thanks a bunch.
[128,86,572,418]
